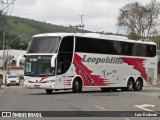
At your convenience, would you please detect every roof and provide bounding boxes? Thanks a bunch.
[33,33,128,40]
[33,32,156,45]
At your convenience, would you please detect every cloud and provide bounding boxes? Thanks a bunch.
[11,0,153,33]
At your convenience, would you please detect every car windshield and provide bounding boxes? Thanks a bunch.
[24,55,55,77]
[8,75,17,78]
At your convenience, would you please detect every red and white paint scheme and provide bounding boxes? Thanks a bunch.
[18,33,157,94]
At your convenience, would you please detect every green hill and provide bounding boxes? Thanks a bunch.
[7,16,89,38]
[0,16,90,50]
[6,16,160,50]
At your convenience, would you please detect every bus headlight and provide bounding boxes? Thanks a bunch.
[46,80,55,83]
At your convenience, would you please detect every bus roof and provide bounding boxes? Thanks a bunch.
[33,33,156,45]
[33,33,128,39]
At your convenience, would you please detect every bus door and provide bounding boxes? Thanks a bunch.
[55,56,66,89]
[56,55,73,89]
[55,36,74,89]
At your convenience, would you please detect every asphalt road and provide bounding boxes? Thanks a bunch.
[0,79,160,120]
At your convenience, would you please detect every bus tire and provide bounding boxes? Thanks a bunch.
[134,78,142,91]
[72,78,82,93]
[126,78,134,91]
[46,89,53,94]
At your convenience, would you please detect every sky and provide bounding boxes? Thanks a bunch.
[3,0,157,33]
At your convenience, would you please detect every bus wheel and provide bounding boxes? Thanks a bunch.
[134,79,142,91]
[45,89,53,94]
[126,78,134,91]
[72,78,82,93]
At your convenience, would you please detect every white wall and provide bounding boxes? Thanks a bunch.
[0,69,24,76]
[0,49,26,67]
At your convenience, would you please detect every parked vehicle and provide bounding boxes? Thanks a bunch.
[6,74,20,86]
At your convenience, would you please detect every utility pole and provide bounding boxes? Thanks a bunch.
[79,15,85,30]
[2,33,25,86]
[69,15,85,30]
[0,1,16,86]
[2,31,6,85]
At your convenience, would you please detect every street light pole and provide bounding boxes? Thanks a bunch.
[2,33,25,86]
[2,32,5,85]
[5,34,25,48]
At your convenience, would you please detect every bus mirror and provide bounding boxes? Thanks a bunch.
[51,55,57,67]
[16,55,24,67]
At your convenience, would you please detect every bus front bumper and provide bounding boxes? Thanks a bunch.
[24,82,55,89]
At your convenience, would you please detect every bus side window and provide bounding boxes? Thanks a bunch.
[57,62,64,74]
[122,42,132,56]
[57,36,74,75]
[113,41,122,55]
[147,45,156,57]
[132,44,142,56]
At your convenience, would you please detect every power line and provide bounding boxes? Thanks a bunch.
[0,0,16,31]
[2,0,15,11]
[0,0,15,15]
[9,0,14,16]
[14,0,91,16]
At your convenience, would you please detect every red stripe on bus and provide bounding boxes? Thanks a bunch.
[73,53,114,86]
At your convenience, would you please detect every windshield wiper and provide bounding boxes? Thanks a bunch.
[38,73,54,77]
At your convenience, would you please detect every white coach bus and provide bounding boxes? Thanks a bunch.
[18,33,157,94]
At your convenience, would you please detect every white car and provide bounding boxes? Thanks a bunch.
[6,74,20,86]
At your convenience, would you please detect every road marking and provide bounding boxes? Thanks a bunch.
[94,105,106,110]
[124,118,130,120]
[134,104,155,111]
[149,96,158,98]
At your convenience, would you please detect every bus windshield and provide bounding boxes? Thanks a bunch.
[24,55,55,77]
[27,37,60,53]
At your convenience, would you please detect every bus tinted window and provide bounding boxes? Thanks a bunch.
[75,37,91,53]
[122,42,133,56]
[57,36,74,75]
[99,40,117,54]
[76,37,117,54]
[146,45,156,57]
[75,37,156,57]
[113,41,123,55]
[140,44,147,57]
[59,36,74,53]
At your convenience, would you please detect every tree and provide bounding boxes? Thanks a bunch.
[0,10,7,31]
[117,0,160,40]
[145,0,160,38]
[5,34,28,50]
[0,10,7,49]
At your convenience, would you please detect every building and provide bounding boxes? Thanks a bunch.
[0,49,26,76]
